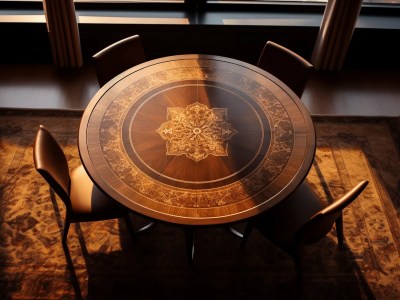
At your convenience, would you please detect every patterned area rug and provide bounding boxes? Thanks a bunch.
[0,111,399,299]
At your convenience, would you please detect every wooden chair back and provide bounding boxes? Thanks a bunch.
[296,180,369,245]
[93,35,146,87]
[33,125,71,208]
[257,41,313,97]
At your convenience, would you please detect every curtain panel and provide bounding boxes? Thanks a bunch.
[311,0,363,71]
[43,0,83,67]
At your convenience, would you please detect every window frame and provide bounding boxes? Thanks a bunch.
[0,0,399,22]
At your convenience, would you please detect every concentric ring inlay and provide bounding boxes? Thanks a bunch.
[80,55,315,225]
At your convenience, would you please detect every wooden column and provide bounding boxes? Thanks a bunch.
[43,0,83,68]
[311,0,363,71]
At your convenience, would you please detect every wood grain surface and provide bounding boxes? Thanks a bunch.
[79,54,315,225]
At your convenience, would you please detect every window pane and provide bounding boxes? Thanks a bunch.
[76,0,184,2]
[1,0,399,5]
[206,0,400,3]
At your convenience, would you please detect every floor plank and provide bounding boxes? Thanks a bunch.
[0,64,98,111]
[303,68,400,116]
[0,64,399,116]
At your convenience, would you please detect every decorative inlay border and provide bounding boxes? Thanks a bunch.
[97,61,294,209]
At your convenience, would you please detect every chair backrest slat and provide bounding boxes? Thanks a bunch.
[92,35,146,87]
[296,180,369,244]
[33,125,71,205]
[257,41,313,98]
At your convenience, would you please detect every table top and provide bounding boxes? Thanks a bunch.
[79,54,315,226]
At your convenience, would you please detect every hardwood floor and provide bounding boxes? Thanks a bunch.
[0,63,399,116]
[0,64,98,111]
[303,68,400,116]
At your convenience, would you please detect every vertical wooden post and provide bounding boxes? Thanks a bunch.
[185,0,206,11]
[311,0,363,71]
[43,0,83,68]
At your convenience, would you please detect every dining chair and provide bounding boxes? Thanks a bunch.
[33,125,152,247]
[241,180,369,284]
[257,41,313,98]
[92,34,146,87]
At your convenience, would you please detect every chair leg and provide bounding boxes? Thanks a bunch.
[123,214,137,241]
[335,214,344,248]
[184,227,195,265]
[240,221,255,249]
[136,221,155,234]
[124,213,155,237]
[49,187,71,247]
[62,218,70,246]
[228,226,244,238]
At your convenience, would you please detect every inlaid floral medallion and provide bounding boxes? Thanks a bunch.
[156,102,237,162]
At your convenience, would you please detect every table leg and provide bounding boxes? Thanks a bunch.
[184,227,195,265]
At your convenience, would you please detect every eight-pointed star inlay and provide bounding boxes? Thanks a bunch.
[156,102,237,162]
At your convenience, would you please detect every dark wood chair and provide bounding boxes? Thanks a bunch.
[33,125,152,247]
[257,41,313,98]
[241,180,369,283]
[92,34,146,87]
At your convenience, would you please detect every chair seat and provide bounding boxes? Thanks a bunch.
[255,182,326,250]
[69,165,126,221]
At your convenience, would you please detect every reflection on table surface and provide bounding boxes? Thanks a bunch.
[79,54,315,226]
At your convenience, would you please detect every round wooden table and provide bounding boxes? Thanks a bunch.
[79,54,315,226]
